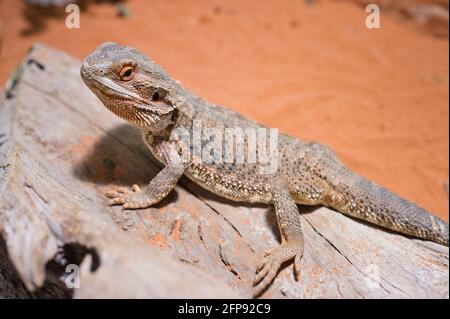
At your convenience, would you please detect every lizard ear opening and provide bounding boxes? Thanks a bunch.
[151,91,160,101]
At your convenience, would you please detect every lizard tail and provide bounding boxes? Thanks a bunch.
[328,168,449,246]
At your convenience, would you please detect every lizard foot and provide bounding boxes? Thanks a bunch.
[252,243,303,297]
[105,184,155,209]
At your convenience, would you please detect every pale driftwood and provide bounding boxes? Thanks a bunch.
[0,44,448,299]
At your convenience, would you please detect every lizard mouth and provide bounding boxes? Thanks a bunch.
[81,65,172,112]
[81,69,146,104]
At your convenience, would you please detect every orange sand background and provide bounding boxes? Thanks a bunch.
[0,0,448,220]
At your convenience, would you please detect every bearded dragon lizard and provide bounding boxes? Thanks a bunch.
[80,42,449,296]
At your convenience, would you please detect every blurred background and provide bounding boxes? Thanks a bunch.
[0,0,448,221]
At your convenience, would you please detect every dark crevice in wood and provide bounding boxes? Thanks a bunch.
[0,236,72,298]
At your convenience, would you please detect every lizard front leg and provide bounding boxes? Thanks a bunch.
[253,179,304,297]
[105,142,184,209]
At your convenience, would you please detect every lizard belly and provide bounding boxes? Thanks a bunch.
[183,161,273,204]
[142,130,272,204]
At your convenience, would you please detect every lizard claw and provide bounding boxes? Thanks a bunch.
[131,184,141,192]
[252,244,303,297]
[105,184,153,209]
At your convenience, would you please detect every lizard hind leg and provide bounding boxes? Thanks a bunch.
[253,180,304,297]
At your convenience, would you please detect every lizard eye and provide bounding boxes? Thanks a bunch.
[118,66,134,81]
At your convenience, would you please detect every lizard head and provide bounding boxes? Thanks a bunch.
[80,42,181,131]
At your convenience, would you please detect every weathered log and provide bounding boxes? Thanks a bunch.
[0,44,448,298]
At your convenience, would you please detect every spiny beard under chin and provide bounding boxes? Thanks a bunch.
[104,98,172,130]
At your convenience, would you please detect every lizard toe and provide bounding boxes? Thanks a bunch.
[294,252,302,281]
[107,196,126,206]
[131,184,141,192]
[252,249,283,297]
[105,186,134,199]
[252,243,304,297]
[105,185,154,209]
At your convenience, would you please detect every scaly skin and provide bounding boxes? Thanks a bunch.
[80,42,449,297]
